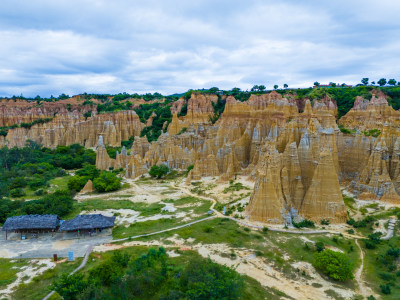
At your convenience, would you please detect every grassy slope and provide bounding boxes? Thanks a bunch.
[0,259,28,289]
[12,259,82,300]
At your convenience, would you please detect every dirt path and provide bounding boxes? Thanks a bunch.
[354,239,377,299]
[43,244,95,300]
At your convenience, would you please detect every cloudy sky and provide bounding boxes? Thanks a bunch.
[0,0,399,97]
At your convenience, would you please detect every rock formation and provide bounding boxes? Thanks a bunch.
[80,180,94,194]
[4,89,400,224]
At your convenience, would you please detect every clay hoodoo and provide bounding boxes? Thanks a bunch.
[5,89,400,224]
[300,150,347,223]
[80,180,94,194]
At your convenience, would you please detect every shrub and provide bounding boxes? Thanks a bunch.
[320,219,330,225]
[67,175,89,192]
[313,249,354,281]
[316,241,325,252]
[187,165,194,174]
[180,258,244,299]
[10,188,25,198]
[93,171,121,193]
[293,219,315,228]
[52,273,87,300]
[149,164,170,179]
[380,284,391,295]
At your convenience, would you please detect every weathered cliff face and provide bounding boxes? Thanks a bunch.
[4,89,400,224]
[3,110,144,148]
[167,93,217,135]
[339,91,400,131]
[0,97,93,127]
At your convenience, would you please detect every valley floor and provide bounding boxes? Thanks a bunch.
[2,173,400,299]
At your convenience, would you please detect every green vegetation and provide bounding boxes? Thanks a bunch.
[343,195,356,210]
[0,118,53,137]
[134,102,173,142]
[92,171,122,193]
[53,247,245,300]
[0,190,74,224]
[363,236,400,297]
[48,246,279,300]
[209,96,226,124]
[338,124,356,135]
[177,127,187,135]
[0,142,95,199]
[12,259,82,300]
[313,249,354,281]
[363,129,381,138]
[293,219,315,228]
[223,181,250,194]
[0,259,28,289]
[149,164,170,179]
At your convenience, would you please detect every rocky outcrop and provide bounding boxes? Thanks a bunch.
[3,110,144,148]
[300,150,347,223]
[5,89,400,224]
[0,97,93,127]
[80,180,94,194]
[339,92,400,131]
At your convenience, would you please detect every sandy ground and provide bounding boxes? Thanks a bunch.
[75,177,186,204]
[0,259,55,299]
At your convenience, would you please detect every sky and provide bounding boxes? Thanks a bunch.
[0,0,399,97]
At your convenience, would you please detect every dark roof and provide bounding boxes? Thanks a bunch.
[59,214,115,231]
[2,215,60,231]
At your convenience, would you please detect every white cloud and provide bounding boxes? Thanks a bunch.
[0,0,399,97]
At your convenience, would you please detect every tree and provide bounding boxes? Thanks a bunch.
[313,249,353,281]
[149,164,170,179]
[283,84,288,88]
[388,78,397,86]
[314,81,320,87]
[274,85,278,90]
[251,85,259,92]
[208,87,219,93]
[67,175,89,192]
[53,273,87,300]
[180,258,244,299]
[361,78,369,85]
[378,78,387,86]
[93,171,121,192]
[258,85,266,92]
[75,163,100,180]
[330,82,337,87]
[371,81,376,85]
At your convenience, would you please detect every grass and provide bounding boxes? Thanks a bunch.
[136,217,361,287]
[49,176,70,191]
[0,258,28,289]
[12,259,82,300]
[223,182,250,194]
[343,195,356,210]
[363,235,400,298]
[65,199,165,219]
[113,217,183,239]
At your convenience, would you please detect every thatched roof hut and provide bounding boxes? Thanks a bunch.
[59,214,115,231]
[2,215,60,231]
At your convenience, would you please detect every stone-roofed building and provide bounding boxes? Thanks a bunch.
[2,214,60,240]
[59,214,115,234]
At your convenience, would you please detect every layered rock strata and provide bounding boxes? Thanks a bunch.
[3,90,400,224]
